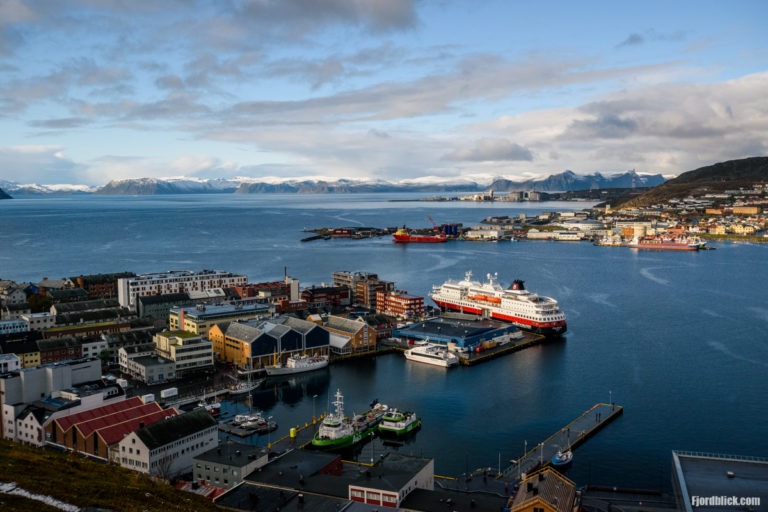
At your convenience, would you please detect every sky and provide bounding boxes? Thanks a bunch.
[1,0,767,187]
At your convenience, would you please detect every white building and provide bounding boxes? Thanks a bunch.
[116,269,247,310]
[118,408,218,477]
[81,338,109,361]
[20,312,56,331]
[153,331,213,376]
[0,353,21,373]
[194,441,268,489]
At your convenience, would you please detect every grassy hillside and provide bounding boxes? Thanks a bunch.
[616,156,768,208]
[0,440,221,512]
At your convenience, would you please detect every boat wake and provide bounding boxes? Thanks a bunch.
[707,340,768,368]
[639,267,669,286]
[587,293,617,308]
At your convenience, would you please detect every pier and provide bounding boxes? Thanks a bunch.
[457,332,546,366]
[501,402,624,481]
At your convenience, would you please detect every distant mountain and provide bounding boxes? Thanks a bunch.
[235,178,483,194]
[4,169,668,196]
[616,156,768,208]
[0,180,95,196]
[0,188,11,199]
[489,170,665,192]
[96,177,241,195]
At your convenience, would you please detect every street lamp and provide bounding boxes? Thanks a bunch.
[312,394,318,422]
[539,442,544,465]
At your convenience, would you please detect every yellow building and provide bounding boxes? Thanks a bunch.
[733,206,759,215]
[324,315,376,355]
[507,468,578,512]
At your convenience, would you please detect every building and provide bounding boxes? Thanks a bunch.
[47,396,175,460]
[117,269,247,310]
[11,382,124,447]
[210,316,330,369]
[0,319,29,336]
[0,358,103,439]
[394,317,521,352]
[0,338,41,368]
[0,353,21,373]
[324,315,376,356]
[331,271,394,309]
[506,467,577,512]
[37,337,82,365]
[672,451,768,512]
[168,303,271,335]
[20,312,56,331]
[221,449,434,510]
[137,292,190,327]
[118,408,218,477]
[194,440,268,489]
[0,281,27,306]
[154,331,213,376]
[376,290,424,319]
[69,272,136,300]
[119,343,176,384]
[301,285,351,309]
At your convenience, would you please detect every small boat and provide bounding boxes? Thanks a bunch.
[404,341,459,368]
[198,399,221,416]
[378,408,421,437]
[265,353,329,376]
[230,413,277,434]
[227,378,263,397]
[551,448,573,466]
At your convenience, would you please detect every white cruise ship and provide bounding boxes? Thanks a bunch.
[429,271,567,336]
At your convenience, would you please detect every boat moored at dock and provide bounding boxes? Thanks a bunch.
[265,354,329,376]
[430,271,567,336]
[392,226,447,243]
[627,234,705,251]
[312,389,387,450]
[404,342,459,367]
[378,409,421,437]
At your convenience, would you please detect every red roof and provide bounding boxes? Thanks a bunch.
[95,408,179,446]
[55,396,144,433]
[75,402,165,438]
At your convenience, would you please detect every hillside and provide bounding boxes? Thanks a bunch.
[489,170,664,192]
[0,440,220,512]
[615,156,768,208]
[0,188,11,199]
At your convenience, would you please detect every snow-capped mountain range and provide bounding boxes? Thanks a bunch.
[0,171,665,197]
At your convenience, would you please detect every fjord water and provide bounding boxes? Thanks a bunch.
[2,194,767,490]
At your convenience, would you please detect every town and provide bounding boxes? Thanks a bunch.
[303,181,768,243]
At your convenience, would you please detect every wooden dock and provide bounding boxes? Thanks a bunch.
[500,402,623,481]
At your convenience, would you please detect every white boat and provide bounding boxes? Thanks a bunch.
[265,354,329,376]
[404,342,459,367]
[228,359,263,397]
[430,271,567,336]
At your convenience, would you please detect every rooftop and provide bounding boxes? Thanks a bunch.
[673,451,768,512]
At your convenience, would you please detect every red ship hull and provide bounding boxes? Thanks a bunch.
[393,233,447,243]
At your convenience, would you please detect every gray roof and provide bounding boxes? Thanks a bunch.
[53,299,120,313]
[138,293,190,306]
[135,408,217,450]
[276,316,319,334]
[225,322,262,341]
[325,315,365,334]
[195,440,266,466]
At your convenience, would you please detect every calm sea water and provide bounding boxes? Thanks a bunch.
[2,194,767,490]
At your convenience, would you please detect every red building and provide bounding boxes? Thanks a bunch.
[375,290,424,319]
[301,286,351,309]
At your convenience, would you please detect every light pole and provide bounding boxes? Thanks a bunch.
[312,394,318,422]
[539,442,544,465]
[609,389,612,407]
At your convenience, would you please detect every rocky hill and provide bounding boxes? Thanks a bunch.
[615,156,768,208]
[0,188,11,199]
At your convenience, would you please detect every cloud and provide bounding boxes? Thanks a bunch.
[617,33,644,48]
[0,146,86,184]
[28,117,92,129]
[443,138,534,162]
